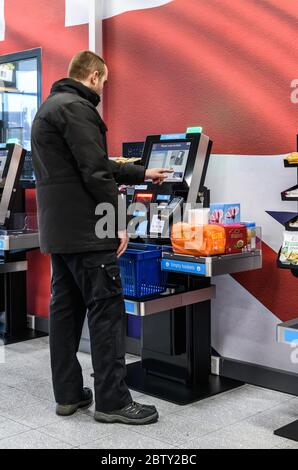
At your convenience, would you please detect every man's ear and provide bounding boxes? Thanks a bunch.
[92,70,99,83]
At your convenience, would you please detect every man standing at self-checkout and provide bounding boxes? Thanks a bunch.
[31,51,172,425]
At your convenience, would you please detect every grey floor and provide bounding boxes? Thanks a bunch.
[0,337,297,449]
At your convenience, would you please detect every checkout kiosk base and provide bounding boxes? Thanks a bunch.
[126,362,243,405]
[0,230,46,344]
[0,329,47,346]
[125,276,244,405]
[122,131,259,405]
[0,144,45,344]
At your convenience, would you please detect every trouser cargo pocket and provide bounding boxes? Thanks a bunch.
[82,251,123,300]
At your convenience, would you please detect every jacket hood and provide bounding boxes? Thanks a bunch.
[51,78,101,107]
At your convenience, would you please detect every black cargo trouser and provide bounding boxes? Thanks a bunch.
[49,250,132,412]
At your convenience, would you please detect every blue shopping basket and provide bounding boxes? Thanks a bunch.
[118,244,168,298]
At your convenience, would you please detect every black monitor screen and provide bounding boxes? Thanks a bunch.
[146,141,191,182]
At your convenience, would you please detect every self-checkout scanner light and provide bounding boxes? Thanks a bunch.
[186,126,203,134]
[135,193,153,200]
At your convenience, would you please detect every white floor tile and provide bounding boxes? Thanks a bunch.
[0,429,72,449]
[79,427,176,449]
[12,378,54,402]
[0,337,296,449]
[125,412,216,447]
[184,421,282,449]
[0,396,63,429]
[0,418,30,440]
[38,412,116,446]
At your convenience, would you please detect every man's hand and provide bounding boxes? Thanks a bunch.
[145,168,173,185]
[117,230,129,258]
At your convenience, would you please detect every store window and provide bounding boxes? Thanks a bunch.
[0,49,41,151]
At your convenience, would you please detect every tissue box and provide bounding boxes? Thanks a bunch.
[187,208,210,225]
[210,204,240,224]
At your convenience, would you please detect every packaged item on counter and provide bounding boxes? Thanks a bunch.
[279,231,298,266]
[209,204,224,224]
[242,221,256,251]
[187,208,210,225]
[224,204,241,223]
[219,224,248,254]
[171,222,226,257]
[209,203,241,224]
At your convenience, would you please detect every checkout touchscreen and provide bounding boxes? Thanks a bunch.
[146,141,191,182]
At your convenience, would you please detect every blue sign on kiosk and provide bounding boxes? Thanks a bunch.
[161,258,206,276]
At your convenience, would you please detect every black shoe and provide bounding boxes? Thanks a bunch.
[94,401,159,425]
[56,387,93,416]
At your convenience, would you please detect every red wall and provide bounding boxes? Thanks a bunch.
[1,0,88,316]
[103,0,298,156]
[1,0,298,318]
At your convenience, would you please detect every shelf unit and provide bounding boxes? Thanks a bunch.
[278,146,298,270]
[274,136,298,441]
[284,159,298,168]
[281,184,298,202]
[161,250,262,277]
[284,215,298,232]
[281,156,298,202]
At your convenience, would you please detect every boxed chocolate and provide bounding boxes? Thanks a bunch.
[220,224,248,254]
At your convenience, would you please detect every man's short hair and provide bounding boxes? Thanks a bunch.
[68,51,106,81]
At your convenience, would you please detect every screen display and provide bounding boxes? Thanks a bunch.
[156,194,171,202]
[147,141,191,182]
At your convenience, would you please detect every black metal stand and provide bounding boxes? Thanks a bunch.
[1,253,27,335]
[126,275,244,405]
[0,329,47,345]
[126,362,242,405]
[0,249,47,344]
[274,420,298,442]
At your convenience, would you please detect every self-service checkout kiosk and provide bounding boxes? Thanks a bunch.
[0,143,40,342]
[123,131,262,405]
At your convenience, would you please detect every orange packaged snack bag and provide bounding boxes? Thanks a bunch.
[171,223,226,257]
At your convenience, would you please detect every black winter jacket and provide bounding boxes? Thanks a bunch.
[31,78,145,254]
